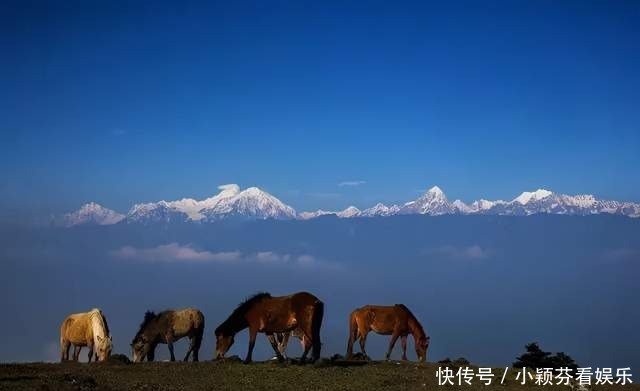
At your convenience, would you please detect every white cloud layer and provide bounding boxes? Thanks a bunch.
[110,244,339,269]
[111,243,241,263]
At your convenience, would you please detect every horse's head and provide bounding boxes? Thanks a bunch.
[95,335,112,362]
[416,335,430,362]
[131,335,151,363]
[214,330,235,359]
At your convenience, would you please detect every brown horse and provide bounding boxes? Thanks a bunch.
[346,304,430,362]
[215,291,324,363]
[60,308,112,362]
[131,308,204,362]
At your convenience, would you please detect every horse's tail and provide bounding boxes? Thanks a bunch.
[311,299,324,362]
[349,310,358,336]
[195,311,205,342]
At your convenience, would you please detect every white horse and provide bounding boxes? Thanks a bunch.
[60,308,113,362]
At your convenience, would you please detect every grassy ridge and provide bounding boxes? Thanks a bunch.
[0,360,637,390]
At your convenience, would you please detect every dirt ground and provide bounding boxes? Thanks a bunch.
[0,359,637,391]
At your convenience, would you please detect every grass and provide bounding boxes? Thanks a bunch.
[0,359,637,390]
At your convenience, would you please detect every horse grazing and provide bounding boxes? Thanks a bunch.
[346,304,430,362]
[60,308,112,362]
[215,291,324,364]
[131,308,204,362]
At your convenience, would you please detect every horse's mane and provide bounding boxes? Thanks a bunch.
[89,308,109,335]
[396,304,426,336]
[215,292,272,335]
[99,311,110,334]
[133,311,157,342]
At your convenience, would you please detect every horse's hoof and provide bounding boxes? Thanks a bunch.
[243,360,252,365]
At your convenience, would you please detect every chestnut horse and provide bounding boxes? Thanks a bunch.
[131,308,204,362]
[215,291,324,363]
[346,304,430,362]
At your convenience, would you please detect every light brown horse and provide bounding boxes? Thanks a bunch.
[346,304,430,362]
[131,308,204,362]
[215,291,324,363]
[60,308,112,362]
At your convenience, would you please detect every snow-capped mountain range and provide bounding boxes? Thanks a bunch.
[63,184,640,226]
[63,202,125,226]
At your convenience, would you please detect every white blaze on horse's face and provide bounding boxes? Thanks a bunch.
[215,334,234,359]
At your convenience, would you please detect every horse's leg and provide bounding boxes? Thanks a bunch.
[73,345,81,361]
[244,327,258,364]
[147,346,155,362]
[87,346,94,363]
[385,333,400,361]
[192,333,202,362]
[278,332,290,359]
[266,333,285,362]
[401,335,408,361]
[167,340,176,362]
[359,331,369,358]
[183,337,193,362]
[300,336,313,363]
[346,320,358,359]
[299,321,315,363]
[61,339,70,362]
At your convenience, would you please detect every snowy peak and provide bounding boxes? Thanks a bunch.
[470,199,504,212]
[201,186,296,221]
[161,184,241,221]
[336,206,361,218]
[401,185,455,215]
[452,199,472,214]
[215,184,241,198]
[361,203,400,217]
[299,203,401,219]
[298,210,334,220]
[513,189,553,205]
[427,185,445,197]
[125,184,296,223]
[64,202,124,227]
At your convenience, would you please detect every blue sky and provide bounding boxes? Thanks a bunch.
[1,0,639,216]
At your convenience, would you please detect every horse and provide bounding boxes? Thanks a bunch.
[215,291,324,364]
[60,308,112,362]
[274,328,306,359]
[346,304,430,362]
[131,308,204,362]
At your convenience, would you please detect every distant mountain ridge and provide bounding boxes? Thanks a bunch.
[62,184,640,226]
